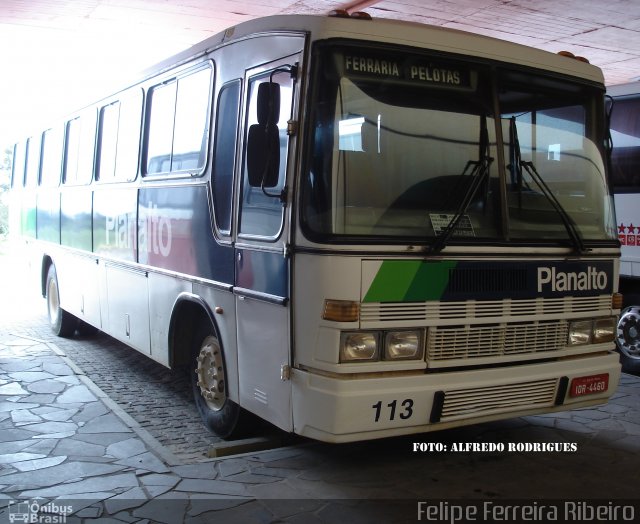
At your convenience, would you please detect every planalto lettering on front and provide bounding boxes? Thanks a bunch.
[537,266,608,293]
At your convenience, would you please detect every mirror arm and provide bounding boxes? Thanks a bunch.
[261,179,287,204]
[270,64,298,82]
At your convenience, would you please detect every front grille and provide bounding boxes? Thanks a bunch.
[427,321,569,361]
[360,295,610,323]
[449,267,528,294]
[439,378,558,422]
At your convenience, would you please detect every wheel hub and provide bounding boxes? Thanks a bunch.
[47,278,60,327]
[195,336,226,411]
[616,306,640,358]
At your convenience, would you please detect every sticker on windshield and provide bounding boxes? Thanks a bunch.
[429,214,476,237]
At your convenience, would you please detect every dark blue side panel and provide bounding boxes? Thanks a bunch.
[36,190,60,243]
[138,185,234,284]
[61,189,92,251]
[21,193,37,238]
[235,248,288,299]
[93,188,137,262]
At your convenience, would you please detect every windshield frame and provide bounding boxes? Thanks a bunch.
[299,39,617,249]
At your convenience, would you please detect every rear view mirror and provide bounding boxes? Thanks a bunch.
[247,82,281,188]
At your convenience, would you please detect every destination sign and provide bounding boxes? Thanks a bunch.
[343,52,474,89]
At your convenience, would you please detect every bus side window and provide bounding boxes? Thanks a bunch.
[115,89,143,181]
[96,89,142,183]
[173,67,211,170]
[63,109,97,186]
[239,70,293,239]
[146,81,175,174]
[212,80,241,235]
[145,65,212,175]
[40,127,64,187]
[11,141,27,188]
[96,101,120,182]
[24,136,41,188]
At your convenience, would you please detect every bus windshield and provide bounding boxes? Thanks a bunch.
[301,44,616,246]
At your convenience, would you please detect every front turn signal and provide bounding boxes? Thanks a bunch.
[323,299,359,322]
[612,293,623,310]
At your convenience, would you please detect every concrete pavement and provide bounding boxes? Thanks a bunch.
[0,332,386,523]
[1,329,640,523]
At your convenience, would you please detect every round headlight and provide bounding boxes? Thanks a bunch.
[340,333,379,362]
[385,331,422,360]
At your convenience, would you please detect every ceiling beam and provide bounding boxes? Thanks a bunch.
[340,0,382,14]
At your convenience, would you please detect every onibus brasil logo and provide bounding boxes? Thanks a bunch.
[8,500,72,523]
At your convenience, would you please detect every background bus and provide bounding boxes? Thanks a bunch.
[10,13,621,443]
[608,81,640,373]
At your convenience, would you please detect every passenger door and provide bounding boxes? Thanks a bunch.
[234,54,300,431]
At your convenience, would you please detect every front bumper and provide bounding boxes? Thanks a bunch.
[292,352,621,443]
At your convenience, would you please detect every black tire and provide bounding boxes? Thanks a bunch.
[77,320,99,337]
[45,264,78,337]
[620,352,640,375]
[190,322,244,438]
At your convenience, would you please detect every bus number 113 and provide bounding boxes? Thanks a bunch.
[372,399,414,422]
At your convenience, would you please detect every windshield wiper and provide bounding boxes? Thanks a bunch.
[429,115,493,254]
[508,116,586,254]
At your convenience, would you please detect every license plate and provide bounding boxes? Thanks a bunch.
[569,374,609,398]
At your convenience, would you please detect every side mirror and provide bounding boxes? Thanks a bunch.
[247,82,281,188]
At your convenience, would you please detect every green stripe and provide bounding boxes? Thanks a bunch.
[363,260,422,302]
[363,260,458,303]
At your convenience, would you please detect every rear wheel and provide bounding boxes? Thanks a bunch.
[191,322,244,438]
[45,264,78,337]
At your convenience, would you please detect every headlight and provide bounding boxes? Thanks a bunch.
[568,320,592,346]
[384,331,423,360]
[340,332,379,362]
[593,317,616,343]
[568,318,617,346]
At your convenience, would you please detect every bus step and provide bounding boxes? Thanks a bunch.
[207,435,287,458]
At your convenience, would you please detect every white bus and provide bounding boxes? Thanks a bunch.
[10,13,621,443]
[608,82,640,373]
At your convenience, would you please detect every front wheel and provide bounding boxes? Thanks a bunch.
[45,264,78,337]
[616,305,640,374]
[191,323,244,438]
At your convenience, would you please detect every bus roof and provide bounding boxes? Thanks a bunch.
[11,14,605,143]
[145,14,604,87]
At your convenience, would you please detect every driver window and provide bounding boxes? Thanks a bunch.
[239,70,293,239]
